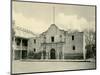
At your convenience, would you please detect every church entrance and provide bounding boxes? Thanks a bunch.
[50,48,56,59]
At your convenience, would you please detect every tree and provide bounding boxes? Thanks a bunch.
[12,20,15,41]
[84,30,96,58]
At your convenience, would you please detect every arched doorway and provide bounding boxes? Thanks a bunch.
[50,48,56,59]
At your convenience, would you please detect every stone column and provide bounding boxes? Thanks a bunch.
[56,44,59,59]
[83,33,86,60]
[41,47,43,60]
[45,49,48,59]
[20,39,23,60]
[55,45,57,59]
[12,37,15,60]
[45,52,48,60]
[48,50,50,59]
[27,40,29,59]
[62,44,65,60]
[41,52,43,60]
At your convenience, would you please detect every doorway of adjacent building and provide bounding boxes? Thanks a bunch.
[50,48,56,59]
[14,50,21,60]
[22,50,27,59]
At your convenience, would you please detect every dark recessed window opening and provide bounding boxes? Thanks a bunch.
[44,36,46,39]
[60,35,62,38]
[51,36,54,42]
[15,38,21,46]
[34,39,36,44]
[22,39,28,46]
[34,48,36,52]
[72,35,74,40]
[73,46,75,50]
[60,35,62,41]
[44,36,46,42]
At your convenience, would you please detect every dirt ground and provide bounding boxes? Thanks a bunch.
[12,59,96,74]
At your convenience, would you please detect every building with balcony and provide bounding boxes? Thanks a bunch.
[12,23,86,60]
[12,26,35,60]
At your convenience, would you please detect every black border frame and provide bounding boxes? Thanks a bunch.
[11,0,97,75]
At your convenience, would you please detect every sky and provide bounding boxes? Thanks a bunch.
[12,1,96,34]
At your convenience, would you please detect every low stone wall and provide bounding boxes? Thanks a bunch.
[64,53,83,59]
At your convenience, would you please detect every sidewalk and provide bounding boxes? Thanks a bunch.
[19,58,95,62]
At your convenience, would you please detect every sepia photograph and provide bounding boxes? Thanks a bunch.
[11,0,96,74]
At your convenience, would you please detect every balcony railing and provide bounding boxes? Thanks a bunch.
[22,46,27,50]
[15,46,27,50]
[16,46,21,50]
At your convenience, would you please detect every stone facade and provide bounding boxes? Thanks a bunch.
[13,24,86,60]
[28,24,86,59]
